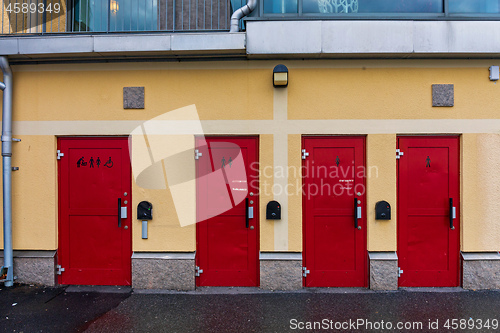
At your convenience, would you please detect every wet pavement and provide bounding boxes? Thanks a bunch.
[1,285,499,332]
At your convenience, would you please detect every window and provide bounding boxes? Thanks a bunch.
[304,0,443,14]
[449,0,500,14]
[260,0,500,16]
[264,0,298,14]
[72,0,158,32]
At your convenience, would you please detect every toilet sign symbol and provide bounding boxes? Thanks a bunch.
[89,157,94,168]
[426,156,431,168]
[228,157,233,168]
[104,157,114,168]
[77,157,87,167]
[221,157,226,168]
[336,156,340,167]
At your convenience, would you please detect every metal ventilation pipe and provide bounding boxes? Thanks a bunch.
[230,0,257,33]
[0,56,14,287]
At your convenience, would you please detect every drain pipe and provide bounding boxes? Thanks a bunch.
[0,56,14,287]
[230,0,257,32]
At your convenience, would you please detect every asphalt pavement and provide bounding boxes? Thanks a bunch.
[1,284,499,333]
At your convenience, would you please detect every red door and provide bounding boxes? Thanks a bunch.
[398,136,460,287]
[196,137,259,286]
[58,138,132,286]
[302,137,367,287]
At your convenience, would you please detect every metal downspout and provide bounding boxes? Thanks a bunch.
[230,0,257,32]
[0,56,14,287]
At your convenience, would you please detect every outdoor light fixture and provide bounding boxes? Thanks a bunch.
[273,64,288,87]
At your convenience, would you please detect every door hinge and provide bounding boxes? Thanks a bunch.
[302,267,310,278]
[398,267,403,278]
[56,265,65,275]
[195,266,203,277]
[302,149,310,160]
[57,150,64,160]
[396,149,404,159]
[194,149,203,160]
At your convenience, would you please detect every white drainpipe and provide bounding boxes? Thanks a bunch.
[0,56,14,287]
[230,0,257,33]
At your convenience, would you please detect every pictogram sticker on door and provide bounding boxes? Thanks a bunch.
[302,136,367,287]
[397,136,460,287]
[58,138,132,286]
[196,137,259,287]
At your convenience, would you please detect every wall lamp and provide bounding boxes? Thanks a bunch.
[273,64,288,87]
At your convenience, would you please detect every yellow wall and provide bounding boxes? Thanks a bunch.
[288,134,302,252]
[0,135,58,250]
[461,134,500,251]
[259,135,274,251]
[132,178,196,252]
[288,66,500,120]
[2,60,500,253]
[12,67,273,121]
[367,134,397,251]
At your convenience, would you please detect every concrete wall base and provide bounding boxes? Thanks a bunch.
[260,252,302,290]
[369,252,398,291]
[132,252,195,291]
[0,250,56,286]
[462,252,500,290]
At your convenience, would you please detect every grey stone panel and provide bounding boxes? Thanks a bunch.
[94,35,171,53]
[123,87,145,109]
[18,36,94,54]
[432,84,454,107]
[132,258,195,290]
[370,259,398,291]
[14,257,56,286]
[369,253,398,291]
[463,260,500,290]
[260,260,302,290]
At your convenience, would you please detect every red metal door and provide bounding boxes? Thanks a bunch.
[398,136,460,287]
[58,138,132,286]
[196,137,259,286]
[303,137,367,287]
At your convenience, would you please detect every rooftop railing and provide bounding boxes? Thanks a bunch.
[2,0,500,35]
[1,0,245,34]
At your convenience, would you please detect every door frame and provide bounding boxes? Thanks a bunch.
[301,135,368,287]
[396,135,461,287]
[195,135,260,287]
[57,136,133,286]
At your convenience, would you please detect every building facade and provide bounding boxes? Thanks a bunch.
[1,0,500,290]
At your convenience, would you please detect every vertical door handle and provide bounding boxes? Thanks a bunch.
[245,198,249,228]
[354,197,359,229]
[449,198,456,230]
[118,198,122,228]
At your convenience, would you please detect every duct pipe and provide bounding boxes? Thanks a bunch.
[230,0,257,33]
[0,56,13,287]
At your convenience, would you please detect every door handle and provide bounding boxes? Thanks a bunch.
[118,198,122,228]
[245,198,249,228]
[354,197,359,230]
[449,198,456,230]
